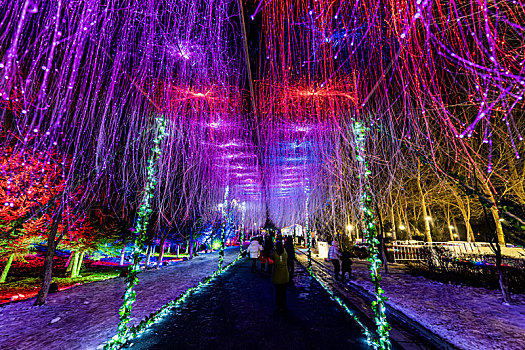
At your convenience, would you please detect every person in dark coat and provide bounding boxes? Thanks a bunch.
[263,234,274,272]
[340,247,353,281]
[271,240,289,311]
[284,236,295,280]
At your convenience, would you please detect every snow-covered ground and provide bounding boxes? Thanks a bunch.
[0,248,239,350]
[2,247,523,350]
[312,254,525,350]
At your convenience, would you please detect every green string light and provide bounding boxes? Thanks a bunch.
[353,120,391,350]
[106,116,168,349]
[105,254,243,350]
[309,271,380,349]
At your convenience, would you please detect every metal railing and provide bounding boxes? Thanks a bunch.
[389,241,524,262]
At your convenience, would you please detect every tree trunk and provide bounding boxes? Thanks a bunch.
[0,253,15,283]
[35,211,63,306]
[447,221,454,241]
[74,251,85,277]
[394,205,402,240]
[481,193,511,304]
[151,245,156,264]
[157,237,166,269]
[497,253,511,304]
[459,197,474,242]
[452,216,459,241]
[421,202,432,242]
[389,196,397,241]
[330,188,337,236]
[508,155,525,206]
[445,204,454,241]
[189,228,194,259]
[477,170,505,245]
[491,240,512,304]
[65,251,74,269]
[390,206,397,241]
[490,206,505,246]
[66,251,74,274]
[499,268,512,304]
[448,183,475,242]
[413,202,420,239]
[68,251,79,277]
[145,244,152,267]
[400,198,412,240]
[119,243,126,266]
[417,161,432,242]
[376,204,388,274]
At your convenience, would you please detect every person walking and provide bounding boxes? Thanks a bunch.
[328,240,341,280]
[271,240,289,312]
[340,246,353,281]
[284,236,295,281]
[263,234,274,272]
[247,237,263,272]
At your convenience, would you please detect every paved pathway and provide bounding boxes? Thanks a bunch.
[125,258,373,350]
[295,250,437,350]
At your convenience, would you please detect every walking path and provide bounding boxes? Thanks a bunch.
[124,258,373,350]
[3,246,518,350]
[300,250,525,350]
[0,248,239,350]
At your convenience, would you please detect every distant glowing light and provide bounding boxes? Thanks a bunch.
[284,156,307,162]
[291,124,313,133]
[219,141,243,148]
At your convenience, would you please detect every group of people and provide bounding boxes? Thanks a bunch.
[246,235,295,312]
[245,236,353,312]
[328,240,353,281]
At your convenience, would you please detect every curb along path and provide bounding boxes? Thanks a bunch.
[296,249,525,350]
[295,250,446,350]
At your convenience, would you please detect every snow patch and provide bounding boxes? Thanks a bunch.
[0,249,240,350]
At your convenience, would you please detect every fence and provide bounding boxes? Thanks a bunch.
[389,241,525,262]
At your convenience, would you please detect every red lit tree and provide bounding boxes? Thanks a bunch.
[0,147,64,283]
[0,145,102,306]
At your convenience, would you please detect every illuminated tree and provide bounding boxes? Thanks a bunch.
[0,147,64,283]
